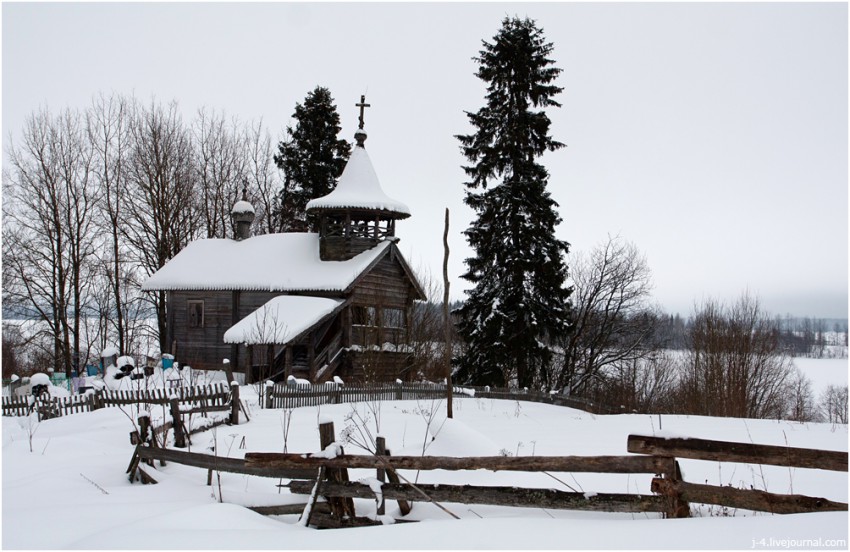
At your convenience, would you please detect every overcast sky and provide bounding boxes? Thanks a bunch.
[3,2,847,318]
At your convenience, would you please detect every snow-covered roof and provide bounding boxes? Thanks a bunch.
[306,146,411,217]
[223,296,344,345]
[142,233,390,292]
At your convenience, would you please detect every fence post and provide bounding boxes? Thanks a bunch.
[170,399,186,449]
[265,382,274,409]
[395,381,403,401]
[138,414,154,466]
[660,457,689,518]
[319,421,356,519]
[376,436,387,515]
[229,383,240,425]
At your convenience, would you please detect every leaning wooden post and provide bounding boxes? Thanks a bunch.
[376,436,387,515]
[442,207,454,418]
[229,382,240,425]
[384,447,412,515]
[170,398,186,449]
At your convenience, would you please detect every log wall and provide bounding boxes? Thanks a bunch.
[166,247,419,383]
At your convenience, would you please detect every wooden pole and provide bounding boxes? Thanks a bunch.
[443,207,453,419]
[229,383,240,425]
[222,358,234,386]
[376,436,387,515]
[265,383,274,410]
[318,421,356,519]
[170,399,186,449]
[137,415,153,466]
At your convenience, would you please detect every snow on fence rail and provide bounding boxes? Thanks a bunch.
[1,382,231,421]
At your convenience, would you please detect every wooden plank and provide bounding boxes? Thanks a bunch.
[651,478,848,514]
[306,511,416,529]
[245,453,669,474]
[248,503,331,516]
[288,480,667,513]
[135,446,316,479]
[138,466,158,485]
[628,435,848,472]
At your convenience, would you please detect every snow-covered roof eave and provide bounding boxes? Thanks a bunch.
[141,234,392,292]
[223,296,345,346]
[305,146,411,217]
[305,201,411,218]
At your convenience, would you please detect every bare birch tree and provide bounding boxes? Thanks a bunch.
[555,235,659,395]
[4,107,98,376]
[243,118,281,235]
[87,92,137,355]
[124,100,200,352]
[194,108,245,238]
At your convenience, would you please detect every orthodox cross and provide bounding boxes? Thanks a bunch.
[356,95,371,130]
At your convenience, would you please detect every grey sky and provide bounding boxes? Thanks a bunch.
[3,2,847,318]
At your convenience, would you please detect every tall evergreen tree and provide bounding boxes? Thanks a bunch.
[455,17,572,389]
[273,86,351,232]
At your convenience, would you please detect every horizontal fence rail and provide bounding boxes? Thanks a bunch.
[244,451,674,474]
[286,480,668,514]
[627,434,848,472]
[626,434,848,515]
[135,446,315,480]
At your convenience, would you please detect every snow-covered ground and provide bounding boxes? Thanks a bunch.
[794,357,848,396]
[3,387,847,550]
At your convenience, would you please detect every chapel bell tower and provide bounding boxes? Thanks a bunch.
[306,96,411,261]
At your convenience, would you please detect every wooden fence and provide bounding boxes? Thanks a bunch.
[2,382,232,421]
[265,382,448,409]
[265,381,616,414]
[627,434,848,515]
[124,420,847,529]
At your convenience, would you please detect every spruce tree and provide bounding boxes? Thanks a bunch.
[273,86,351,232]
[455,17,572,389]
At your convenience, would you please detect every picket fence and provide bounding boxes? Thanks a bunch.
[2,382,231,420]
[263,381,616,414]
